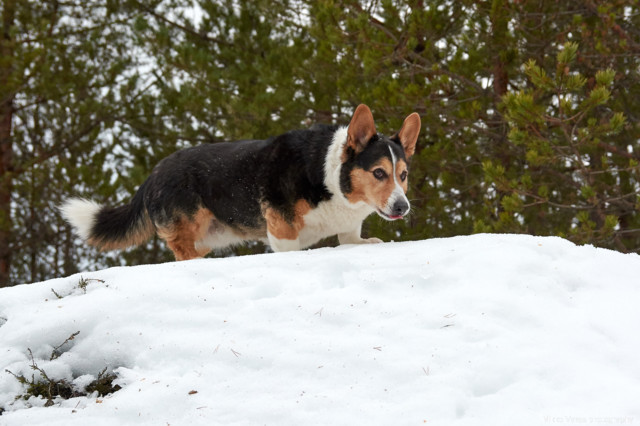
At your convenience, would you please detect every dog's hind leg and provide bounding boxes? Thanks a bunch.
[157,208,213,261]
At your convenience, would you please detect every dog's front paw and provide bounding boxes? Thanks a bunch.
[362,237,383,244]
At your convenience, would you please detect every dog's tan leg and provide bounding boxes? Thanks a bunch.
[263,200,310,252]
[158,208,214,260]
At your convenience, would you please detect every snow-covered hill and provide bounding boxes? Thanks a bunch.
[0,234,639,425]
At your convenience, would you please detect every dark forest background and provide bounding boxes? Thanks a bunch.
[1,0,639,286]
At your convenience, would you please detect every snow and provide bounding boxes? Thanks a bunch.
[1,234,639,425]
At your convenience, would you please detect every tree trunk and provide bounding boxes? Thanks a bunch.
[0,0,16,286]
[489,0,511,166]
[490,0,509,100]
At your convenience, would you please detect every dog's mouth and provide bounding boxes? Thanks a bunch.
[376,209,404,221]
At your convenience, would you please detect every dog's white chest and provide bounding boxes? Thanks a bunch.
[299,197,373,248]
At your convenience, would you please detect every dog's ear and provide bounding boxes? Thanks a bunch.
[347,104,377,154]
[396,112,421,159]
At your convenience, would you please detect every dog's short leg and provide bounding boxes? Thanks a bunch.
[267,232,301,252]
[338,228,383,245]
[165,237,206,260]
[263,200,310,253]
[158,208,213,260]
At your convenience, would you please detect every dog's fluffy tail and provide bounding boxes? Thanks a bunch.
[60,189,155,251]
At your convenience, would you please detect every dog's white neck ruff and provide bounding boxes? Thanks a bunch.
[323,126,368,210]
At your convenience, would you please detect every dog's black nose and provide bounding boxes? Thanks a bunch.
[392,200,409,217]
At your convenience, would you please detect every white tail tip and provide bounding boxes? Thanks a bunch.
[59,198,101,240]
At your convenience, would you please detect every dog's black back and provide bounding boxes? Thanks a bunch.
[144,124,338,231]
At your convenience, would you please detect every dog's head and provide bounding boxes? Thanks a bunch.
[340,104,421,220]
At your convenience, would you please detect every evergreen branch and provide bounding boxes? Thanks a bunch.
[131,0,232,47]
[601,190,640,205]
[597,142,640,161]
[10,119,104,177]
[404,56,486,93]
[587,165,640,175]
[616,229,640,235]
[520,187,640,212]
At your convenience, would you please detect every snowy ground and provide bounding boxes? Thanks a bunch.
[0,234,639,425]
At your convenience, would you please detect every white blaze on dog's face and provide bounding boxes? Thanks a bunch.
[340,105,421,220]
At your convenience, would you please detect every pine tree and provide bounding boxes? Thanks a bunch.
[487,42,636,249]
[0,0,152,285]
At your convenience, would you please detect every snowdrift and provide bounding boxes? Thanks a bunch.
[1,234,639,425]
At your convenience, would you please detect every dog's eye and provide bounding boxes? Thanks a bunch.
[400,170,408,181]
[373,168,387,180]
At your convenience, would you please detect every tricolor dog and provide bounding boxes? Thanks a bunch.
[61,104,421,260]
